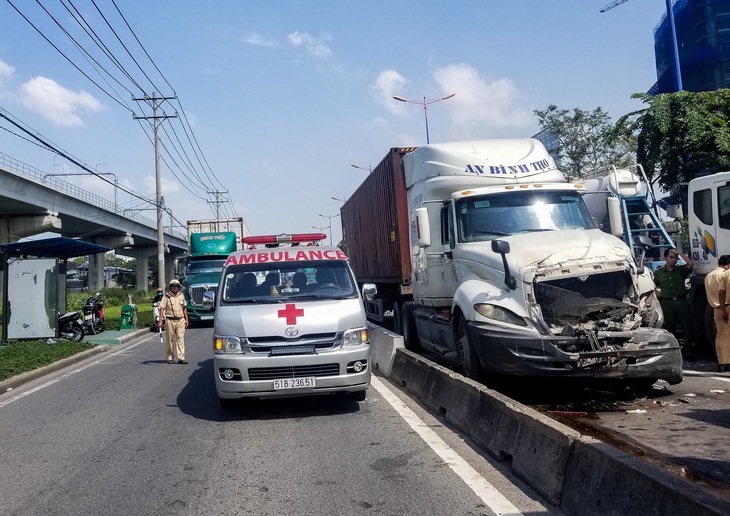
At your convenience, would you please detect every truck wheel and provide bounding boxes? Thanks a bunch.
[401,301,421,351]
[393,302,403,335]
[455,316,487,383]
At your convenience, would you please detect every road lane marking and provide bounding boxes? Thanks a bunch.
[370,376,522,516]
[0,337,155,408]
[682,370,730,383]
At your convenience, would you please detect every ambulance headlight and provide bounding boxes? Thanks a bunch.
[343,327,369,347]
[214,336,243,353]
[474,304,527,327]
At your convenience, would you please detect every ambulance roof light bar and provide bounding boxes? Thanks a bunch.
[241,233,327,247]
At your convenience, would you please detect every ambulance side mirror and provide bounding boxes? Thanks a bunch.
[202,290,215,310]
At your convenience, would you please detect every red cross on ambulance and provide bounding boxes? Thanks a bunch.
[278,303,304,325]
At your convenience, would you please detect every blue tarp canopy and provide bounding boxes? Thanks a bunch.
[0,237,110,259]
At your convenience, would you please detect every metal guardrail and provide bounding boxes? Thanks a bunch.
[0,152,186,240]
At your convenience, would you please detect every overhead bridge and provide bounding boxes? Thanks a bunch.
[0,153,188,291]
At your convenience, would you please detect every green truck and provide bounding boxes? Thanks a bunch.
[177,218,246,323]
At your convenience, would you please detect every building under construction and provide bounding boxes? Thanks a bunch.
[653,0,730,94]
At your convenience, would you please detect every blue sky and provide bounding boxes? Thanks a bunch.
[0,0,669,245]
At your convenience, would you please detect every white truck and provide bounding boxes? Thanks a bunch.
[341,139,683,385]
[687,171,730,346]
[177,217,249,323]
[578,164,680,269]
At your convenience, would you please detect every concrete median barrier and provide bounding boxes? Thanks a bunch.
[368,323,730,515]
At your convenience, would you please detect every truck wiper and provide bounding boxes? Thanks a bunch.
[474,230,511,236]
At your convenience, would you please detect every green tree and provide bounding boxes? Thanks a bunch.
[619,89,730,197]
[533,105,635,179]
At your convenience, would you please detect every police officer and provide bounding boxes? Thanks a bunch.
[704,255,730,372]
[158,279,189,364]
[654,248,694,359]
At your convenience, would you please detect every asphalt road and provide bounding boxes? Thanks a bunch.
[0,327,559,516]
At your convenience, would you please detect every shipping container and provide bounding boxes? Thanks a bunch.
[340,147,415,287]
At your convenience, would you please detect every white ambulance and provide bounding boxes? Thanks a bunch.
[207,233,370,408]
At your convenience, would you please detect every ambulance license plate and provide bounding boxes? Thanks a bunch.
[273,377,315,390]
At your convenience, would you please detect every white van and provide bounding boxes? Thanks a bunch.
[208,233,370,408]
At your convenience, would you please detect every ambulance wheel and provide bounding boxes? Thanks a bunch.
[401,301,421,351]
[455,315,487,383]
[349,390,367,402]
[219,397,238,410]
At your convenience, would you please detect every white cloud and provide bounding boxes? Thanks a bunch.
[18,76,102,127]
[432,63,533,138]
[288,31,332,60]
[242,33,279,48]
[372,69,409,115]
[0,60,14,81]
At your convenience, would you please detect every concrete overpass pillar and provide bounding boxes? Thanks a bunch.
[124,247,156,292]
[0,213,62,244]
[167,250,187,287]
[87,235,134,292]
[88,251,105,292]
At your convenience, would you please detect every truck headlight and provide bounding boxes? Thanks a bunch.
[343,327,369,347]
[474,303,527,327]
[214,336,243,353]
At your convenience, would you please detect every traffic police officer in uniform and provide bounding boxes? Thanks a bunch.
[654,247,694,359]
[158,279,189,364]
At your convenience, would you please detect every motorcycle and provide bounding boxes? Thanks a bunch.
[151,288,166,331]
[58,311,85,342]
[82,292,105,335]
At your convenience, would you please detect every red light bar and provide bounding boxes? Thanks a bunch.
[241,233,327,245]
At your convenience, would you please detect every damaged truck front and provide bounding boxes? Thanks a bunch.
[341,139,683,385]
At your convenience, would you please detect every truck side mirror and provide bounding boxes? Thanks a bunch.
[414,207,431,247]
[606,197,625,237]
[632,234,654,275]
[491,239,516,290]
[362,283,377,301]
[202,290,215,310]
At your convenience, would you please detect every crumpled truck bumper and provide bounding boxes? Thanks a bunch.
[467,322,683,385]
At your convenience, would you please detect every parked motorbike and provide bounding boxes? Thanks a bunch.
[151,288,165,331]
[58,311,85,342]
[82,292,105,335]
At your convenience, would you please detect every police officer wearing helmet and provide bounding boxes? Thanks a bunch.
[159,279,189,364]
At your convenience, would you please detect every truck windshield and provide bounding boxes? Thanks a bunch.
[221,260,357,303]
[186,259,227,275]
[456,190,595,242]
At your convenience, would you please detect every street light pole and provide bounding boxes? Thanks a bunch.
[351,164,372,173]
[318,213,340,246]
[331,196,347,203]
[392,93,456,144]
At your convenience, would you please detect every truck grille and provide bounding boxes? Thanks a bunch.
[248,364,340,381]
[189,285,218,306]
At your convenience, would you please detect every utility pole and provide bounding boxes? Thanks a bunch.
[207,190,229,220]
[133,91,177,288]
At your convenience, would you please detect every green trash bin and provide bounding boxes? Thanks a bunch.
[120,304,137,329]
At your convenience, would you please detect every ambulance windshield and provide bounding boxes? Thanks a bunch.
[221,260,357,303]
[456,190,595,242]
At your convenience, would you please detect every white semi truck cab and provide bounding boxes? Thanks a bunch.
[369,139,683,384]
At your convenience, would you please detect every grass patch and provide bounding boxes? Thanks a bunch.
[0,288,160,381]
[0,340,95,382]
